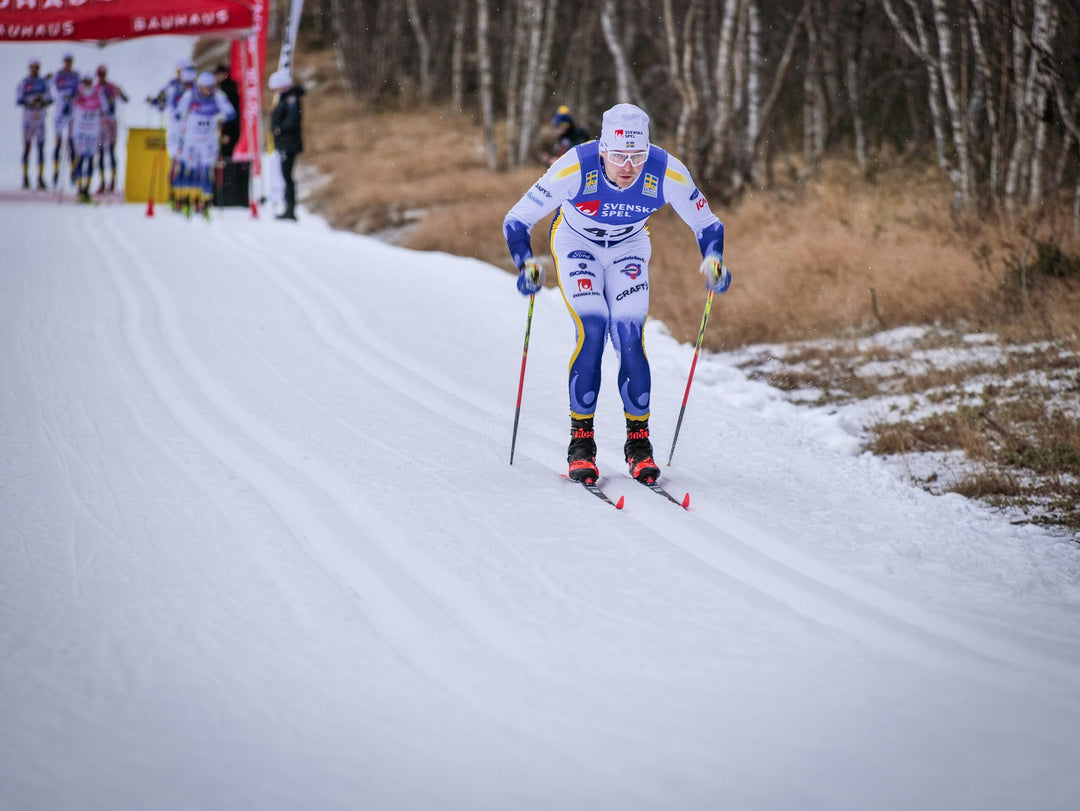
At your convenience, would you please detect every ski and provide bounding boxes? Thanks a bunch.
[580,479,625,509]
[562,475,625,509]
[637,478,691,509]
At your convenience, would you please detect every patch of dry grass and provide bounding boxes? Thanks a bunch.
[733,325,1080,532]
[869,402,1080,531]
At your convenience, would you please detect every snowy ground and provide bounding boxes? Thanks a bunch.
[727,327,1080,530]
[4,41,1080,811]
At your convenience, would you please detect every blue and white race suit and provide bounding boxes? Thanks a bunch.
[503,141,724,420]
[17,75,52,145]
[154,77,189,159]
[175,87,235,196]
[52,68,80,135]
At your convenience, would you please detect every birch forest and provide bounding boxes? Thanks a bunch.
[308,0,1080,227]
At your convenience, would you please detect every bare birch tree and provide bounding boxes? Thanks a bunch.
[451,1,469,113]
[967,1,1003,207]
[600,0,643,104]
[476,0,498,169]
[661,0,702,161]
[880,0,951,171]
[928,0,975,209]
[842,0,869,174]
[403,0,434,101]
[704,0,743,184]
[515,0,559,166]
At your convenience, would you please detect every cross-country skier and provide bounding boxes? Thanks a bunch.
[49,52,79,188]
[503,102,731,484]
[148,61,195,205]
[94,65,128,193]
[16,58,53,190]
[174,71,236,215]
[70,75,107,203]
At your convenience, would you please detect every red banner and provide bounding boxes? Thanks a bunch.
[0,0,256,43]
[229,0,265,169]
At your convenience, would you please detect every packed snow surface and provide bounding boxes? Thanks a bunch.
[3,40,1080,811]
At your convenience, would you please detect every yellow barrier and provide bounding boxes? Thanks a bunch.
[124,128,170,204]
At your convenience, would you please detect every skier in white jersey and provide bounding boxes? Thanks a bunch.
[503,103,732,484]
[50,52,79,188]
[174,71,236,214]
[70,75,107,203]
[16,58,52,190]
[148,61,194,198]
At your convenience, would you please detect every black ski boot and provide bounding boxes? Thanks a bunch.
[624,418,660,482]
[567,417,599,482]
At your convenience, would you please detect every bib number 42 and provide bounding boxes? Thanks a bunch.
[583,225,635,240]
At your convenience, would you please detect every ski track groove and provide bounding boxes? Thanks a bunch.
[88,216,669,760]
[203,225,598,664]
[219,229,648,620]
[223,228,508,436]
[84,221,518,712]
[224,224,1080,688]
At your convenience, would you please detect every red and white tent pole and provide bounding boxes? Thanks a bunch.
[229,0,267,217]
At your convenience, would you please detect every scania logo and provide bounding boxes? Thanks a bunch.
[621,263,642,280]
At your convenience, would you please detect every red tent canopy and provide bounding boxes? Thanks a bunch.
[0,0,256,43]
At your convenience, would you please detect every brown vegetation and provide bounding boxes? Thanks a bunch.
[296,46,1079,351]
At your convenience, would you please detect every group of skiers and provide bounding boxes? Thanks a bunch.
[148,58,237,216]
[15,53,128,202]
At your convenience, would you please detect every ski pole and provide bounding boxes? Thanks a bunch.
[667,289,714,466]
[509,292,536,465]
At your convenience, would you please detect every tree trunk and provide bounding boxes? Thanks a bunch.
[1004,0,1054,217]
[967,1,1001,208]
[929,0,975,210]
[843,0,869,175]
[1026,0,1057,214]
[600,0,643,104]
[451,1,469,114]
[705,0,742,184]
[503,4,526,167]
[328,0,366,99]
[745,0,765,184]
[803,10,827,169]
[404,0,433,102]
[513,0,546,166]
[880,0,950,171]
[476,0,497,170]
[662,0,702,163]
[749,0,811,168]
[524,0,560,161]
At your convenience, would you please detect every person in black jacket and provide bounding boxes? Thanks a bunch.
[268,70,304,221]
[539,105,590,166]
[214,64,241,159]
